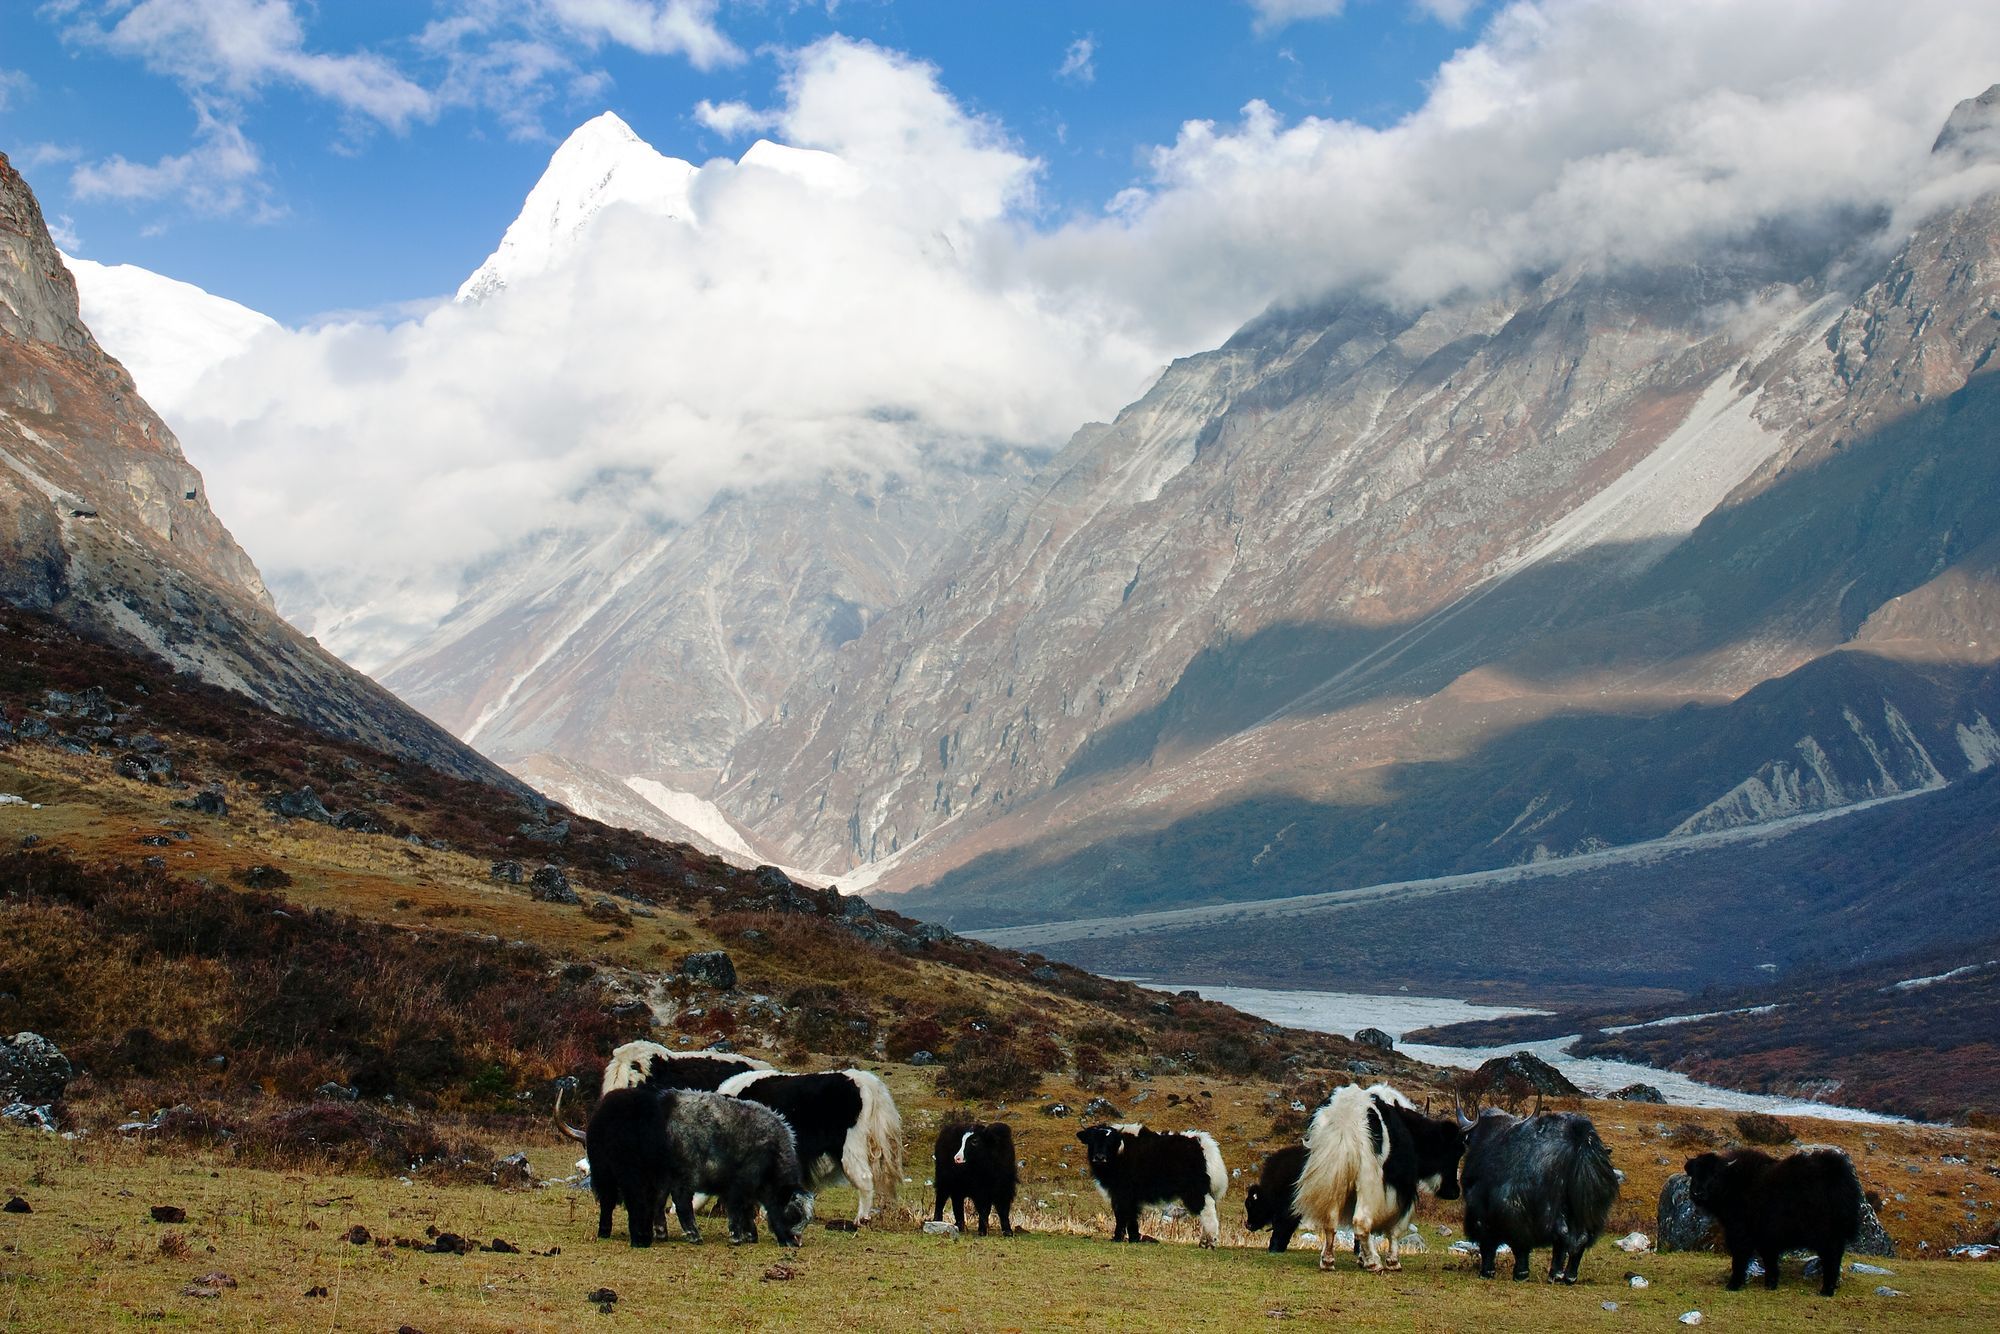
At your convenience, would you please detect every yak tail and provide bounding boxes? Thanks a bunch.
[1564,1117,1620,1229]
[847,1069,904,1200]
[553,1085,588,1143]
[1292,1091,1368,1229]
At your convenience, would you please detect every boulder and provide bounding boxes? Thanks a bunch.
[529,866,578,904]
[265,787,335,824]
[1354,1027,1396,1052]
[679,951,737,990]
[173,784,228,817]
[1611,1083,1667,1104]
[1854,1200,1897,1257]
[0,1032,71,1104]
[1,1103,58,1133]
[1469,1050,1581,1098]
[518,820,570,844]
[1656,1173,1719,1252]
[489,860,524,884]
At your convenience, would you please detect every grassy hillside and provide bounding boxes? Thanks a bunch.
[3,611,1998,1327]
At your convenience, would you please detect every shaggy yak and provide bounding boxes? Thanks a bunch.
[1294,1084,1465,1273]
[715,1069,904,1224]
[1459,1108,1619,1283]
[600,1039,773,1094]
[560,1086,812,1247]
[1076,1123,1228,1247]
[1243,1145,1308,1252]
[932,1121,1018,1236]
[1685,1147,1864,1296]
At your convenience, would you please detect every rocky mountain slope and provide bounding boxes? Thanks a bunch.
[0,151,510,787]
[713,86,2000,928]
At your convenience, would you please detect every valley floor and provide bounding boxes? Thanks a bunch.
[3,1131,1997,1331]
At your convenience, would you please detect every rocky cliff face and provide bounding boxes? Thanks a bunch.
[0,152,514,787]
[714,89,2000,925]
[378,459,1026,802]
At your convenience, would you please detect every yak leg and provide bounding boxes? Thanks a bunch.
[1817,1244,1846,1297]
[839,1136,876,1224]
[1270,1217,1297,1253]
[628,1185,657,1249]
[951,1193,968,1232]
[1382,1227,1403,1272]
[597,1191,617,1240]
[1477,1239,1499,1279]
[997,1197,1014,1238]
[1760,1248,1783,1291]
[975,1196,992,1236]
[1194,1192,1220,1249]
[1318,1226,1341,1271]
[1511,1244,1532,1281]
[672,1191,702,1244]
[1726,1246,1752,1291]
[1549,1244,1568,1283]
[931,1185,945,1223]
[1563,1244,1584,1285]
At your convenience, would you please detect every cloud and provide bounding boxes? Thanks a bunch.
[1029,0,2000,342]
[542,0,743,70]
[693,97,777,137]
[70,108,277,218]
[1056,36,1095,85]
[60,0,434,129]
[1245,0,1347,34]
[165,38,1158,663]
[0,68,30,110]
[45,213,82,251]
[148,3,2000,665]
[1413,0,1483,24]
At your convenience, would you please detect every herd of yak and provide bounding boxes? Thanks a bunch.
[556,1041,1870,1298]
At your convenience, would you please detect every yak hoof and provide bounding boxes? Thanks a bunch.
[681,1231,703,1244]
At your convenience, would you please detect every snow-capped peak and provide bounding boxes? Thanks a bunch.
[456,111,698,302]
[63,253,278,419]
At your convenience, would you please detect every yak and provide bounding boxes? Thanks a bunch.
[1244,1145,1307,1252]
[1460,1108,1619,1283]
[1685,1147,1864,1296]
[1293,1084,1465,1273]
[716,1068,904,1224]
[932,1121,1017,1236]
[1076,1123,1227,1247]
[561,1085,811,1248]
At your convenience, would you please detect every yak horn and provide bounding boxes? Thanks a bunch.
[553,1085,588,1144]
[1454,1098,1475,1132]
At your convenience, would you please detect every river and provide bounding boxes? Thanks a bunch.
[1147,981,1908,1124]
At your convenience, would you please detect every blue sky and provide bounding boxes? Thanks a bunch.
[1,1,1481,323]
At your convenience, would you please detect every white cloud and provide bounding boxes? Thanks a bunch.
[693,98,777,137]
[70,109,276,218]
[0,68,30,110]
[541,0,742,69]
[62,0,434,129]
[165,38,1160,661]
[142,3,2000,663]
[1414,0,1483,24]
[1029,0,2000,342]
[46,213,82,251]
[1246,0,1347,34]
[1057,36,1095,86]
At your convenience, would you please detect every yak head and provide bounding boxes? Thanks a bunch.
[1243,1183,1279,1232]
[1684,1152,1734,1211]
[1402,1106,1468,1201]
[953,1122,1009,1166]
[779,1189,815,1234]
[1076,1124,1126,1174]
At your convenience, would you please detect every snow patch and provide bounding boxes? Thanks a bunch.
[64,254,278,419]
[1886,960,1996,992]
[1957,713,2000,772]
[624,778,759,863]
[1602,1004,1781,1035]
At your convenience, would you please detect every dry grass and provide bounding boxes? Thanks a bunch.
[3,1128,1997,1333]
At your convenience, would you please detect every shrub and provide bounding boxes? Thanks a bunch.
[1733,1111,1796,1146]
[885,1015,946,1062]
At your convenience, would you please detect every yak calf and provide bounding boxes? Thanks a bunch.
[932,1121,1017,1236]
[1244,1145,1307,1252]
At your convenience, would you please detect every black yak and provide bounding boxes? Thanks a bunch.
[1460,1108,1619,1283]
[1076,1123,1227,1246]
[932,1121,1017,1236]
[716,1068,903,1223]
[1294,1084,1465,1272]
[1685,1147,1864,1296]
[561,1086,812,1247]
[1244,1145,1307,1252]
